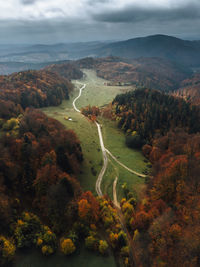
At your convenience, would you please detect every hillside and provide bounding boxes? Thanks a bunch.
[112,88,200,143]
[107,88,200,266]
[44,62,83,80]
[0,70,73,112]
[96,34,200,67]
[75,56,191,91]
[0,108,84,265]
[95,57,191,91]
[173,73,200,105]
[131,130,200,266]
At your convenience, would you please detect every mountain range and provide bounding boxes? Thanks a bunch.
[95,34,200,67]
[0,35,200,70]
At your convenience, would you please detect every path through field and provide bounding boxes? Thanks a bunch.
[73,82,146,199]
[72,79,146,267]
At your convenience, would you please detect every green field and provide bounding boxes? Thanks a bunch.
[99,117,148,200]
[42,102,102,193]
[15,247,117,267]
[42,69,134,194]
[42,69,148,200]
[74,69,132,108]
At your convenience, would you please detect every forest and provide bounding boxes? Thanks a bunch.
[44,62,83,80]
[173,73,200,105]
[130,130,200,266]
[0,68,131,266]
[0,62,199,267]
[0,108,85,264]
[75,56,191,91]
[0,108,130,266]
[112,88,200,146]
[101,87,200,266]
[0,69,73,111]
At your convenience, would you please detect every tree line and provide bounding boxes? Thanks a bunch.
[112,88,200,147]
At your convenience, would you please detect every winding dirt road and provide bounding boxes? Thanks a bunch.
[73,81,146,198]
[105,148,147,178]
[73,80,141,267]
[72,82,109,197]
[72,82,86,112]
[95,122,108,196]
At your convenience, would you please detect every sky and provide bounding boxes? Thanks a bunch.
[0,0,200,44]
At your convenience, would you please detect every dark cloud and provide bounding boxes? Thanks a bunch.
[93,3,200,23]
[86,0,111,5]
[1,0,200,43]
[20,0,37,5]
[0,15,199,45]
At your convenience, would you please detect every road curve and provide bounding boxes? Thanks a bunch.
[105,148,146,178]
[72,81,146,200]
[95,122,108,196]
[72,82,86,112]
[72,81,108,196]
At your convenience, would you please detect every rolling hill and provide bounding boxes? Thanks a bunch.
[0,69,73,113]
[95,34,200,67]
[76,56,192,91]
[173,73,200,105]
[95,57,191,91]
[44,62,83,80]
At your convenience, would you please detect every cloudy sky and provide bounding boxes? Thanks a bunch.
[0,0,200,44]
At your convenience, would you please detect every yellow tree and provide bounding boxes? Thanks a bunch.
[60,238,76,255]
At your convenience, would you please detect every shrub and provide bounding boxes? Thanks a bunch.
[60,238,76,255]
[125,135,144,149]
[98,240,108,255]
[85,235,98,251]
[0,236,16,265]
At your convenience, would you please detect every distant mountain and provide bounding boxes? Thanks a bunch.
[0,41,107,64]
[95,35,200,67]
[0,60,73,75]
[1,35,200,70]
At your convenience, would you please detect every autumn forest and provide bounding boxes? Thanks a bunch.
[0,43,200,267]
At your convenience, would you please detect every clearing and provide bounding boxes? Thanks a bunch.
[42,69,148,199]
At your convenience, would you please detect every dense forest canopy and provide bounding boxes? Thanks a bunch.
[130,130,200,266]
[173,73,200,105]
[0,54,199,267]
[0,109,85,264]
[107,88,200,266]
[0,69,73,111]
[112,88,200,144]
[44,62,83,80]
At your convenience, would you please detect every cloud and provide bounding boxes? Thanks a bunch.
[0,0,200,43]
[92,1,200,23]
[1,0,200,22]
[20,0,38,5]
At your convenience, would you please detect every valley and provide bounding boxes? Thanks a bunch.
[1,0,200,265]
[1,58,199,267]
[13,69,148,267]
[42,69,148,199]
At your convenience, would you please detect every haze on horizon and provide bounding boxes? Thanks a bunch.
[0,0,200,44]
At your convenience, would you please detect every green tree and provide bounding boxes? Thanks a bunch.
[99,240,108,255]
